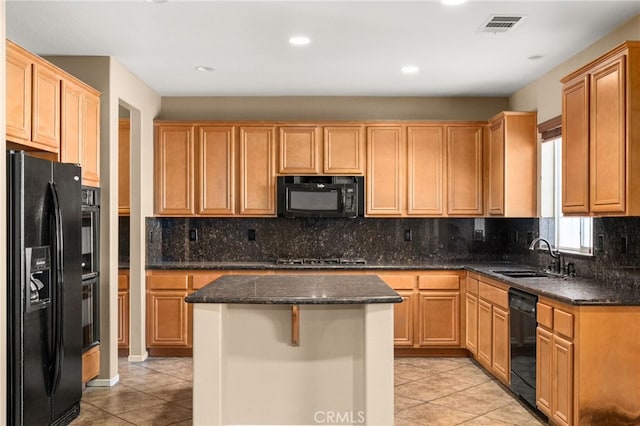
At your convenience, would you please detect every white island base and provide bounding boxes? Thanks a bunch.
[192,303,395,426]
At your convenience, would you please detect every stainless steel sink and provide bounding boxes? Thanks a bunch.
[493,270,551,278]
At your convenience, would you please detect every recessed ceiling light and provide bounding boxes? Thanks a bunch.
[289,36,311,46]
[401,65,419,75]
[441,0,467,5]
[195,66,214,72]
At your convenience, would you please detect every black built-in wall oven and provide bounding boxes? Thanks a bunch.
[81,186,100,351]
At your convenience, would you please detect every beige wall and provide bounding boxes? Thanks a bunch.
[43,55,161,383]
[510,14,640,122]
[159,96,509,121]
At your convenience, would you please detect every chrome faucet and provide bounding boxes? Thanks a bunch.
[528,237,559,258]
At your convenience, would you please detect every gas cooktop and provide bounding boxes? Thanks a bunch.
[276,257,367,266]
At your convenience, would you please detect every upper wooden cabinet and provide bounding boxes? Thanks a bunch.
[366,126,405,216]
[61,77,101,187]
[323,126,365,174]
[7,40,60,153]
[407,126,446,215]
[561,41,640,216]
[155,123,275,217]
[155,124,196,215]
[118,119,131,215]
[278,125,365,175]
[239,126,276,216]
[487,111,537,217]
[447,125,484,216]
[367,123,484,217]
[7,40,101,185]
[198,126,236,215]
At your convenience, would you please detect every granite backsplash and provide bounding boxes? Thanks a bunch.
[135,216,640,287]
[145,216,538,265]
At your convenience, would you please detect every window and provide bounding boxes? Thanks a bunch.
[540,137,593,255]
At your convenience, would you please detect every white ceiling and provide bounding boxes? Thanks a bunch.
[6,1,640,97]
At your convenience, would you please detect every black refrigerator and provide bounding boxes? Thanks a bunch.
[7,151,83,425]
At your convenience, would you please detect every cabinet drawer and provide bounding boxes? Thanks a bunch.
[192,274,223,290]
[418,274,460,290]
[479,282,508,309]
[148,274,189,290]
[553,308,574,339]
[466,276,479,295]
[118,273,129,291]
[379,275,416,290]
[537,302,553,329]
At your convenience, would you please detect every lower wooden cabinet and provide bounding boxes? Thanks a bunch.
[471,275,510,385]
[464,275,479,356]
[82,345,100,384]
[536,300,575,426]
[146,272,191,355]
[380,272,463,350]
[118,270,130,356]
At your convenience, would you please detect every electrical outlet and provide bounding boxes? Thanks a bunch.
[474,229,484,241]
[404,229,412,242]
[188,229,198,242]
[526,232,534,245]
[597,234,605,252]
[621,236,628,255]
[248,229,256,241]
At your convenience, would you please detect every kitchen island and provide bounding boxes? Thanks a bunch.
[185,274,402,426]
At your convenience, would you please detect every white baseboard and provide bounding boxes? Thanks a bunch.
[127,351,149,363]
[86,374,120,387]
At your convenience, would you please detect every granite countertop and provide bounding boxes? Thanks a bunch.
[151,260,640,306]
[465,264,640,306]
[185,274,403,305]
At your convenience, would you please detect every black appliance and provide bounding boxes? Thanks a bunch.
[277,176,363,218]
[509,288,539,412]
[7,151,83,425]
[81,187,100,351]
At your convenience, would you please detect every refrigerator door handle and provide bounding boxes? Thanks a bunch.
[49,182,65,395]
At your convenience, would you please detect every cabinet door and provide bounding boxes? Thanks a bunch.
[590,56,626,214]
[199,126,236,215]
[6,43,32,143]
[477,299,492,368]
[447,126,483,215]
[465,293,478,355]
[407,126,445,215]
[155,125,196,215]
[488,118,505,215]
[552,335,574,426]
[82,91,101,187]
[60,79,83,165]
[323,126,365,174]
[418,291,460,346]
[279,126,321,174]
[32,61,61,152]
[393,290,416,347]
[536,326,553,416]
[492,305,510,384]
[118,273,130,349]
[239,126,276,216]
[366,126,405,216]
[146,290,190,348]
[562,76,590,214]
[119,119,131,215]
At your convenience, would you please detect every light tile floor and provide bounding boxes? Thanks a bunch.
[71,356,546,425]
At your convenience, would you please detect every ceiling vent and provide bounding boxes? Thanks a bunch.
[478,15,527,33]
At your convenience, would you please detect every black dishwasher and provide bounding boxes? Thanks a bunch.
[509,288,538,410]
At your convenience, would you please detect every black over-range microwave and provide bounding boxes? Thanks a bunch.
[277,176,364,218]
